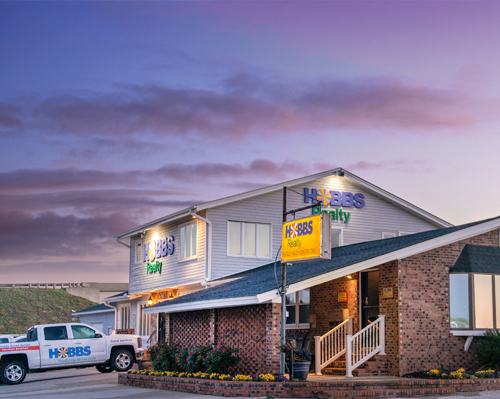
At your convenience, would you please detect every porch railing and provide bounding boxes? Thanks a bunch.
[314,317,353,375]
[346,315,385,377]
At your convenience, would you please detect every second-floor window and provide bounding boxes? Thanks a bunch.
[228,221,271,258]
[179,221,197,261]
[135,240,142,263]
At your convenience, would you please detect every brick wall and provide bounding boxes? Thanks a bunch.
[398,230,499,376]
[171,309,212,347]
[378,260,399,376]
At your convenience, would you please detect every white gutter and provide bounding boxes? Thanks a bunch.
[115,237,130,249]
[189,207,212,281]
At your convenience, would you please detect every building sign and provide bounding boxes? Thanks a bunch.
[281,213,331,263]
[144,235,175,275]
[338,291,348,303]
[383,287,394,299]
[304,188,365,224]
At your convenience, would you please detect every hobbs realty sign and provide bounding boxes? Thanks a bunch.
[281,213,331,263]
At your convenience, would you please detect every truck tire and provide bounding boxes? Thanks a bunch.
[1,360,27,385]
[110,349,133,372]
[96,364,114,373]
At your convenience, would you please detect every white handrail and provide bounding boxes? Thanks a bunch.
[314,317,353,375]
[346,315,385,377]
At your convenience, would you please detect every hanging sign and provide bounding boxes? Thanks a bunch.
[281,213,331,263]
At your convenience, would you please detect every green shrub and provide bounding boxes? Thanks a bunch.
[477,329,500,370]
[149,343,240,374]
[148,343,180,372]
[203,345,240,374]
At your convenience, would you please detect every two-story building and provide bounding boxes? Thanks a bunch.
[90,167,500,377]
[107,169,448,345]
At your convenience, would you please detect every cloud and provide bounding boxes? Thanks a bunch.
[0,210,136,260]
[4,75,497,143]
[346,160,434,173]
[0,260,128,284]
[0,159,313,192]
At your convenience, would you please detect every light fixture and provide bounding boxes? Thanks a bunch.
[169,292,174,300]
[147,295,153,305]
[338,170,345,177]
[347,275,352,279]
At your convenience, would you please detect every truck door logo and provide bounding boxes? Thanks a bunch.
[49,346,91,359]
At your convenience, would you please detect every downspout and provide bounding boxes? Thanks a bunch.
[103,298,119,332]
[189,207,212,281]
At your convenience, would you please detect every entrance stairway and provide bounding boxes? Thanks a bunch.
[315,315,386,377]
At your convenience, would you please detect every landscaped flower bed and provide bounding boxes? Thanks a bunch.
[128,369,293,382]
[422,368,497,379]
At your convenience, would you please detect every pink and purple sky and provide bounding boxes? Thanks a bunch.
[2,1,500,283]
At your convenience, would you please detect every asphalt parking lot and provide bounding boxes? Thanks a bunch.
[1,368,500,399]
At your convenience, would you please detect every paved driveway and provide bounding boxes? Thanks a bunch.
[0,368,223,399]
[1,368,500,399]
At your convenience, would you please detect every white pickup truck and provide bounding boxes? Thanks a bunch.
[0,323,144,385]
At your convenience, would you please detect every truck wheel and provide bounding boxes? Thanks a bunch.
[96,364,114,373]
[1,360,27,385]
[110,349,133,372]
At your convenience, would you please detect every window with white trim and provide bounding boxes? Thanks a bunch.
[120,305,131,329]
[179,221,197,261]
[228,221,271,258]
[450,273,500,330]
[286,289,310,328]
[139,304,151,337]
[135,240,142,263]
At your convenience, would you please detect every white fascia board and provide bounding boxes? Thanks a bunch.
[257,218,500,302]
[104,294,130,303]
[72,309,114,316]
[142,296,261,314]
[114,208,191,239]
[344,171,451,228]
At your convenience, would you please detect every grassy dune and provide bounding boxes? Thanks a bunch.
[0,288,98,334]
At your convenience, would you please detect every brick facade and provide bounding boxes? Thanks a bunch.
[397,229,499,376]
[160,228,500,378]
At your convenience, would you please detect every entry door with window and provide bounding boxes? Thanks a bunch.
[360,270,380,328]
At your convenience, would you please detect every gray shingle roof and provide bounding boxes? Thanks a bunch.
[149,216,500,311]
[73,302,116,314]
[451,244,500,274]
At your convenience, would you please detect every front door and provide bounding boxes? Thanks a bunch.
[360,270,379,328]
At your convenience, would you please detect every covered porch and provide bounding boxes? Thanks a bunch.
[285,261,397,378]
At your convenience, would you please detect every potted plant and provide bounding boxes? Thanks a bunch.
[292,347,311,381]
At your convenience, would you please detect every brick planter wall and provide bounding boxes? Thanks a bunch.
[120,374,500,398]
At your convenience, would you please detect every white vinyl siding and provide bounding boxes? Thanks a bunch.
[128,213,206,296]
[207,175,439,280]
[120,305,130,329]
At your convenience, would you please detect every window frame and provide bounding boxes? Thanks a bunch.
[226,221,272,259]
[135,240,142,264]
[450,272,499,331]
[331,226,344,248]
[119,304,131,330]
[178,220,198,262]
[285,289,310,330]
[138,302,152,337]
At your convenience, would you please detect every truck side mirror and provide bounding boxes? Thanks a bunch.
[95,333,103,338]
